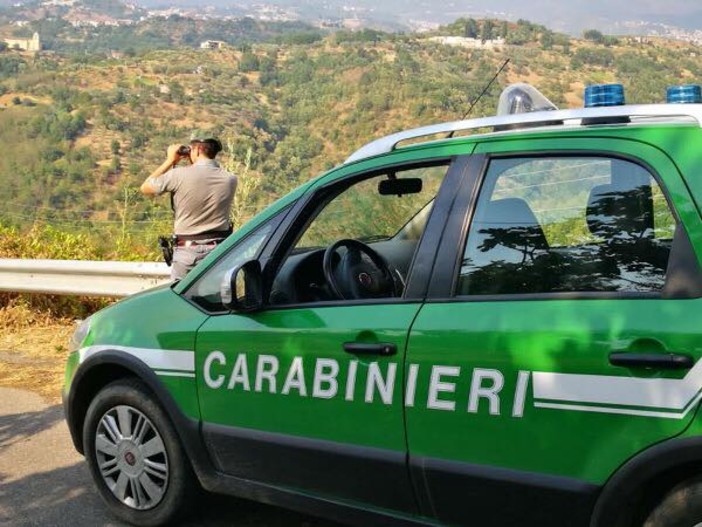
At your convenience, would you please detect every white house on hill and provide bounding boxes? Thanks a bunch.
[5,32,41,52]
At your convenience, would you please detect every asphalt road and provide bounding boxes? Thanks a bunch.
[0,387,338,527]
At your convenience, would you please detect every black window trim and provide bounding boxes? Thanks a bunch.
[427,149,702,302]
[254,156,466,311]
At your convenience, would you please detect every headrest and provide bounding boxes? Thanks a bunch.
[586,184,654,240]
[478,197,548,251]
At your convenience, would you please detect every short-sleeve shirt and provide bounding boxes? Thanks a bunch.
[149,159,238,236]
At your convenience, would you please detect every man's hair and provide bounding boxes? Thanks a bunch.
[191,138,223,159]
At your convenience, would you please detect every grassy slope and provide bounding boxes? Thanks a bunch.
[0,34,699,237]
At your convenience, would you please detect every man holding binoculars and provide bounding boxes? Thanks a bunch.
[140,137,237,280]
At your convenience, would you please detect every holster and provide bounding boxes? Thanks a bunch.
[158,236,174,267]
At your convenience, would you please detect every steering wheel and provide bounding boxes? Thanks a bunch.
[323,239,402,300]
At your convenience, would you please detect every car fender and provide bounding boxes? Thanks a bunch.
[64,349,217,487]
[591,434,702,527]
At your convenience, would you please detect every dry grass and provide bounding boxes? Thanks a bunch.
[0,301,78,403]
[0,358,67,402]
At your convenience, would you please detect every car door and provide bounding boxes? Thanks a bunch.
[405,138,702,526]
[191,155,472,513]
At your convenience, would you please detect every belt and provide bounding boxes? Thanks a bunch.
[176,229,232,241]
[175,239,223,248]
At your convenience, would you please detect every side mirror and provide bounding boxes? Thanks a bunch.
[221,260,263,312]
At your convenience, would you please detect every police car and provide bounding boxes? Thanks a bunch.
[64,83,702,527]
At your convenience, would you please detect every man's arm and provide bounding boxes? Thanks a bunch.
[140,144,185,196]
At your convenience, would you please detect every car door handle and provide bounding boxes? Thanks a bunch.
[343,342,397,356]
[609,352,695,370]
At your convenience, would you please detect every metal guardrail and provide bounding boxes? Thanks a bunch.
[0,259,170,297]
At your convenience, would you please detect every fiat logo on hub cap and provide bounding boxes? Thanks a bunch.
[124,451,137,466]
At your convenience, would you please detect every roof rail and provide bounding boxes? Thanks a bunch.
[344,104,702,164]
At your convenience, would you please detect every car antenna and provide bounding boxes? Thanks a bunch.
[448,57,510,138]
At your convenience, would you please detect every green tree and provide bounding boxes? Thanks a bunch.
[464,19,478,39]
[110,155,121,174]
[481,20,495,43]
[583,29,605,43]
[500,21,509,39]
[571,47,615,68]
[239,51,260,72]
[541,31,554,50]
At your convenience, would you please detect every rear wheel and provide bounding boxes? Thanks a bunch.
[644,478,702,527]
[83,379,195,526]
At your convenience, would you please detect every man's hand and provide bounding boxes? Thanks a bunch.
[141,144,188,196]
[167,144,185,165]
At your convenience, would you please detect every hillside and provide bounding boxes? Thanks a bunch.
[1,14,323,54]
[3,12,702,401]
[0,19,700,257]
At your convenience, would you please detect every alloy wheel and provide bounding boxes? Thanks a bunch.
[94,405,169,510]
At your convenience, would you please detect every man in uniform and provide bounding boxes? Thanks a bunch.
[140,137,237,280]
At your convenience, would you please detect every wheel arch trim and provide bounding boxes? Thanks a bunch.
[591,435,702,527]
[64,349,215,481]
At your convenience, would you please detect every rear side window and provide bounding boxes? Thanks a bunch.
[458,156,676,295]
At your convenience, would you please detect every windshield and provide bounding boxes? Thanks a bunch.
[295,165,446,251]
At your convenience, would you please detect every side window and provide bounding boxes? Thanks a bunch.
[270,164,448,305]
[458,156,676,296]
[186,210,284,311]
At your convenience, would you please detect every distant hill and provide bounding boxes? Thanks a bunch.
[132,0,702,35]
[0,5,323,54]
[3,0,702,36]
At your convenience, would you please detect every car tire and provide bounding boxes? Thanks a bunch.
[82,378,195,526]
[643,477,702,527]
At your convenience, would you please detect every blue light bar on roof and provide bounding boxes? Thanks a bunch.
[667,85,702,104]
[584,84,625,108]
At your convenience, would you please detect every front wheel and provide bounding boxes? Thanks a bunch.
[644,477,702,527]
[82,379,195,526]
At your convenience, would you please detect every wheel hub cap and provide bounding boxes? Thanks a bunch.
[94,405,169,511]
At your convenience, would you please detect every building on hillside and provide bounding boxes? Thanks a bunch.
[42,0,78,6]
[200,40,227,50]
[65,13,126,28]
[5,32,41,52]
[316,19,343,29]
[427,36,505,50]
[342,18,363,30]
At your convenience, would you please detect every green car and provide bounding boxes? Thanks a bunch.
[64,83,702,527]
